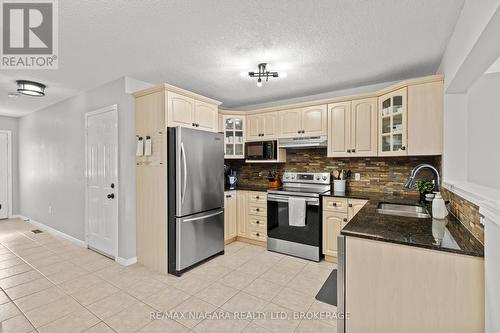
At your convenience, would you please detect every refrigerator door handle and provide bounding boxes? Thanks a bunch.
[181,142,187,205]
[182,210,223,223]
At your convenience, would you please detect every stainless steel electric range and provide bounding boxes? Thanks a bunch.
[267,172,331,261]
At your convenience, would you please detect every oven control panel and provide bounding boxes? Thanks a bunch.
[282,172,331,184]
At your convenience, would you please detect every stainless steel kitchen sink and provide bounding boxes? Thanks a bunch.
[376,203,431,219]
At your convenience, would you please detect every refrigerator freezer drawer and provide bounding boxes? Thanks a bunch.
[176,209,224,271]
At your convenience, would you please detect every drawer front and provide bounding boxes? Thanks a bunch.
[248,204,267,217]
[323,197,348,213]
[248,230,267,242]
[249,217,267,231]
[248,192,267,204]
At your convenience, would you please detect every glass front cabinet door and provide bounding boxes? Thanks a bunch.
[378,87,407,156]
[223,116,245,159]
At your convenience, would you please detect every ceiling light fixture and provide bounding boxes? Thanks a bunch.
[248,63,278,87]
[16,80,46,97]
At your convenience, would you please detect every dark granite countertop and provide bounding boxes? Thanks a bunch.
[224,184,271,192]
[323,191,484,258]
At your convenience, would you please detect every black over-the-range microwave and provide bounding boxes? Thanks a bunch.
[245,140,278,160]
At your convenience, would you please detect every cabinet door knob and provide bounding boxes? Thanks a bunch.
[400,146,406,151]
[351,149,356,153]
[255,196,260,199]
[297,131,301,134]
[192,123,195,127]
[256,232,260,237]
[256,220,260,224]
[331,202,337,206]
[347,149,351,153]
[343,218,348,222]
[348,203,353,207]
[255,208,260,212]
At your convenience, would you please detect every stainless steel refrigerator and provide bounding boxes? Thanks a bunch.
[167,127,224,276]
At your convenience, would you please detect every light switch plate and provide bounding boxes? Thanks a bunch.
[354,173,361,181]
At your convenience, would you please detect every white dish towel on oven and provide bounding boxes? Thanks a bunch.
[289,197,306,227]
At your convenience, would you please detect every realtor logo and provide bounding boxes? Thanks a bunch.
[1,0,58,69]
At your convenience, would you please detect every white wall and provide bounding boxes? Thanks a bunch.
[0,116,19,214]
[442,93,468,182]
[467,72,500,189]
[438,0,500,91]
[18,77,137,259]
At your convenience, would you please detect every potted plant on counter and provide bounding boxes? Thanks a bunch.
[414,180,434,202]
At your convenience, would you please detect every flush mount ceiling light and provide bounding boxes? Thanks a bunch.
[248,63,279,87]
[16,80,46,97]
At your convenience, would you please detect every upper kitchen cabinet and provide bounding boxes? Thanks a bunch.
[166,89,220,132]
[407,81,443,155]
[351,98,377,156]
[328,98,377,157]
[167,91,195,128]
[223,115,245,158]
[301,105,327,136]
[278,105,327,138]
[246,112,278,141]
[378,87,407,156]
[194,100,218,132]
[278,109,302,137]
[327,101,351,157]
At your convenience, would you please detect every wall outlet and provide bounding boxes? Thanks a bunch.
[354,173,361,181]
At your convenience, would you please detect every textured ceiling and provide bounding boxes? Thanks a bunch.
[0,0,464,117]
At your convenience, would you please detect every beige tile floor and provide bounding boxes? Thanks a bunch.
[0,218,337,333]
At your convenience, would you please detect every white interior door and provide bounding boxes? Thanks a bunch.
[0,132,9,219]
[86,106,118,258]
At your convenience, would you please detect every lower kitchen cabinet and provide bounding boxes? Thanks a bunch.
[224,192,237,243]
[344,236,483,333]
[236,191,248,237]
[322,197,367,260]
[224,190,268,246]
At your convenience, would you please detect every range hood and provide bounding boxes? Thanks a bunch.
[278,135,327,149]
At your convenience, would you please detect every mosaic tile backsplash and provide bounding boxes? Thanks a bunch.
[226,148,440,196]
[441,188,484,243]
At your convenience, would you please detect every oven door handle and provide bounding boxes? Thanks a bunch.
[267,194,320,206]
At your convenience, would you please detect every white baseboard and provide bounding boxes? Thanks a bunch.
[14,215,87,248]
[116,256,137,266]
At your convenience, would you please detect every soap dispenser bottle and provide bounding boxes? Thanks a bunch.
[432,192,448,219]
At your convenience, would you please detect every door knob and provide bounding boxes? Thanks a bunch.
[107,194,115,199]
[110,183,115,189]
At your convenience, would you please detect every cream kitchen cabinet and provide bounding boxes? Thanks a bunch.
[278,109,302,137]
[167,91,218,132]
[195,100,218,131]
[224,192,237,242]
[378,87,408,156]
[226,190,267,245]
[246,112,278,141]
[223,115,245,158]
[278,105,327,138]
[301,105,327,136]
[323,211,348,257]
[407,81,443,156]
[236,191,248,237]
[323,197,367,260]
[327,98,377,157]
